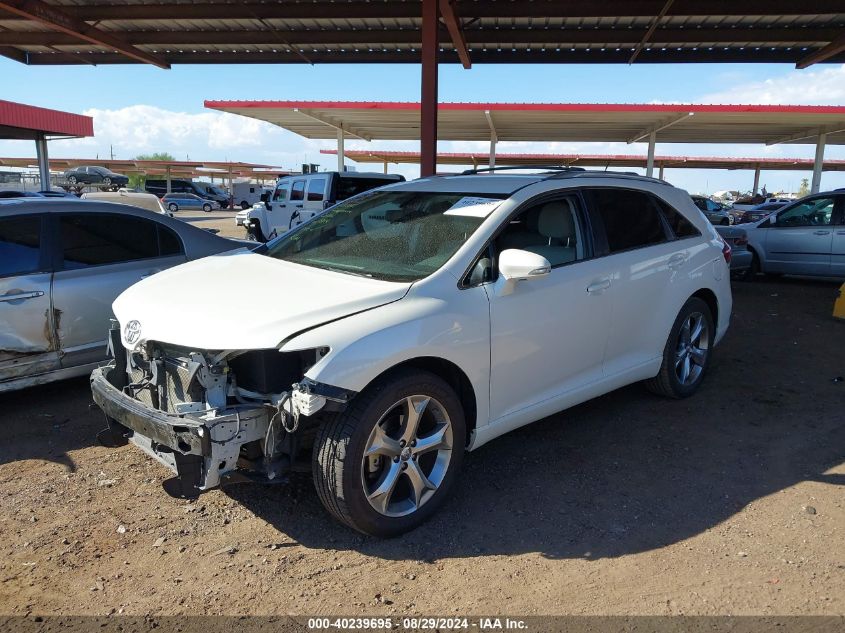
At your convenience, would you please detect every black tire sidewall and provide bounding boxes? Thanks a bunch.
[168,203,178,212]
[203,203,212,212]
[338,371,466,537]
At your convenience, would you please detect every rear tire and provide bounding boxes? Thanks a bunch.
[202,203,212,212]
[168,202,179,213]
[645,297,714,399]
[738,249,761,282]
[313,368,466,537]
[240,200,250,210]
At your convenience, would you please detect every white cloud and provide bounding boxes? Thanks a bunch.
[698,63,845,105]
[0,104,333,171]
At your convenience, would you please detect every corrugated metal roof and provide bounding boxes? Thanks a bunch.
[0,1,843,66]
[0,100,93,139]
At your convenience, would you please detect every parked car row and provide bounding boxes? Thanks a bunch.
[5,170,843,536]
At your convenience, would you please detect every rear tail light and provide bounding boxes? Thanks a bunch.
[717,234,732,264]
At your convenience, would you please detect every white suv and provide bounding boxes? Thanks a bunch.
[91,169,732,536]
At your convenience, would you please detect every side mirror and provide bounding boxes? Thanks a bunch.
[498,249,551,281]
[495,249,551,297]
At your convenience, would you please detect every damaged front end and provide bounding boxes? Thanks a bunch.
[90,323,353,497]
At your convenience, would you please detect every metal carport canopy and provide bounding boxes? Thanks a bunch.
[204,101,845,145]
[0,99,94,190]
[206,100,845,192]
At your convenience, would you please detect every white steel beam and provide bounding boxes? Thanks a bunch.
[811,133,826,194]
[293,108,371,141]
[646,132,657,177]
[766,125,845,146]
[627,112,693,144]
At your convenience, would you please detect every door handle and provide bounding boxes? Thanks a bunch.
[586,278,611,294]
[813,230,831,235]
[836,230,845,235]
[0,290,44,303]
[668,253,687,269]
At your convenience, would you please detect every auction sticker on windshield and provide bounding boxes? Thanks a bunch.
[443,197,502,218]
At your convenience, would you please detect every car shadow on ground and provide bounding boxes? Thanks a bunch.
[228,278,845,560]
[0,376,99,472]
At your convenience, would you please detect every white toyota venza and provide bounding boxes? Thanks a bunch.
[92,169,732,536]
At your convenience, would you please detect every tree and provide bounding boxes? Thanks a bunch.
[129,152,175,189]
[797,178,810,197]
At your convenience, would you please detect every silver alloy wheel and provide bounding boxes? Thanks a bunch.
[675,311,710,385]
[361,395,454,518]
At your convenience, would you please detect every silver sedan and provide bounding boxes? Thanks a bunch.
[742,192,845,279]
[0,199,244,392]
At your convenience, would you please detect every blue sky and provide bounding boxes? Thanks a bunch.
[2,59,844,194]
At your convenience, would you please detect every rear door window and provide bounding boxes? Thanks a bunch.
[307,178,327,202]
[0,215,43,277]
[59,213,182,269]
[586,188,669,254]
[290,181,305,202]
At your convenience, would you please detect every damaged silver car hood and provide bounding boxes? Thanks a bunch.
[112,249,411,351]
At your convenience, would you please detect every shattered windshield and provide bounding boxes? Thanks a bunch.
[262,190,505,282]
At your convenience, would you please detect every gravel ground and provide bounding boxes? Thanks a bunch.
[0,277,843,616]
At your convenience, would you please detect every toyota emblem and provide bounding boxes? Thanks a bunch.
[124,320,142,345]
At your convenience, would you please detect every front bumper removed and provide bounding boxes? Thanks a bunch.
[90,364,270,496]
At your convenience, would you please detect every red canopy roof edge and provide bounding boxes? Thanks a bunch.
[207,100,845,115]
[0,100,93,138]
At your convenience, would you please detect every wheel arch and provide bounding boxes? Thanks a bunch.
[690,287,718,326]
[356,356,477,447]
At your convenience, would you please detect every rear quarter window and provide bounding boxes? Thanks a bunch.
[655,197,700,239]
[587,188,669,254]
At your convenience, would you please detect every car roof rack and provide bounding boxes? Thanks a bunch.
[460,165,586,175]
[457,165,671,187]
[542,170,671,186]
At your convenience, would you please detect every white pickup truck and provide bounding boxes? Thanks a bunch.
[241,171,404,241]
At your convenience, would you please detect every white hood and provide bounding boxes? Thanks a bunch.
[113,249,410,350]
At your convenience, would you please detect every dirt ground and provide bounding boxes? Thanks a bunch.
[1,276,843,617]
[173,209,249,240]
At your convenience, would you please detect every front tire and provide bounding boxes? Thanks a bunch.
[313,368,466,537]
[645,297,714,399]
